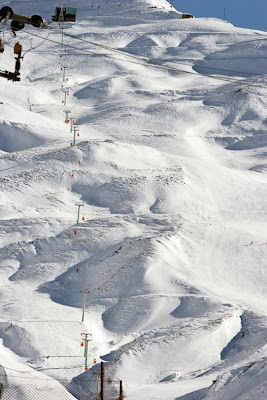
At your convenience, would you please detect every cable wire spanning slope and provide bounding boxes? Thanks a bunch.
[18,26,267,88]
[52,26,267,77]
[1,5,267,400]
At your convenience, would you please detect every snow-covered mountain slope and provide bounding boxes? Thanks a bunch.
[0,0,267,399]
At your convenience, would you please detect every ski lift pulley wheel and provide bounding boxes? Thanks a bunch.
[0,6,13,19]
[30,14,43,27]
[11,20,25,32]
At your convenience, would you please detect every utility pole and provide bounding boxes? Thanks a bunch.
[223,8,226,20]
[81,288,90,322]
[72,125,79,146]
[81,331,92,370]
[100,361,105,400]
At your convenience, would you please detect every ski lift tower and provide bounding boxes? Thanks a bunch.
[52,5,77,22]
[52,5,77,48]
[58,5,64,23]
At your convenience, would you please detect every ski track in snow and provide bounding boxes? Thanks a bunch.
[0,0,267,399]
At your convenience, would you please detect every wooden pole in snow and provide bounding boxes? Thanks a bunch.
[100,362,105,400]
[119,380,124,400]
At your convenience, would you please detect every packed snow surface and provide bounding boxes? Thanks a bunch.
[0,0,267,399]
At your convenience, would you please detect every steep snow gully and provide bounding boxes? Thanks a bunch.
[0,0,267,399]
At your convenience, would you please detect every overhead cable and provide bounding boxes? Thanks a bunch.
[19,28,267,88]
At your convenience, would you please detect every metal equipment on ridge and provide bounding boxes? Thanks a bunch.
[0,6,48,36]
[0,6,48,81]
[52,6,77,22]
[0,41,22,81]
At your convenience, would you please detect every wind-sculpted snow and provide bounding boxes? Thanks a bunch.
[205,358,267,400]
[0,0,267,399]
[194,37,267,77]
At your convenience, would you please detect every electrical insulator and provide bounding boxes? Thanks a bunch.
[14,42,22,54]
[77,133,80,137]
[80,342,84,346]
[85,367,88,371]
[93,359,97,364]
[74,231,77,235]
[82,217,85,221]
[71,174,74,178]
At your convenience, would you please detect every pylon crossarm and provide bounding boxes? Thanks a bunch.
[3,12,48,29]
[0,69,20,81]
